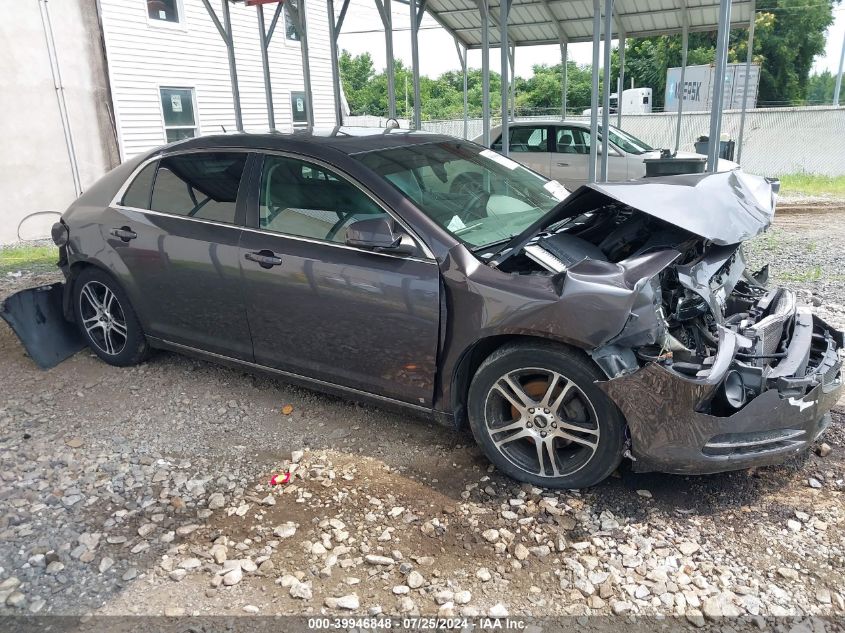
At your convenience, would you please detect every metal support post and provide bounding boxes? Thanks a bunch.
[600,0,613,181]
[707,0,732,171]
[202,0,243,131]
[736,0,756,163]
[674,1,688,153]
[500,0,510,155]
[588,0,601,183]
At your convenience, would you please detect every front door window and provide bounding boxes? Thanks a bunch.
[259,155,387,243]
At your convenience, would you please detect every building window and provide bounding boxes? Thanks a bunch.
[291,91,308,126]
[147,0,180,23]
[285,2,301,41]
[160,87,197,143]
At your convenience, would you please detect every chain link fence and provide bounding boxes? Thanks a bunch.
[414,106,845,177]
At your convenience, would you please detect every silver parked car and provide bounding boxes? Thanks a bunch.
[477,121,738,189]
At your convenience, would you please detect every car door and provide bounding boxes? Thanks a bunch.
[492,125,552,177]
[238,153,441,407]
[550,126,631,185]
[550,125,591,188]
[606,143,630,181]
[107,150,253,360]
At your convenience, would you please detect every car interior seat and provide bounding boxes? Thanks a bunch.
[557,132,577,154]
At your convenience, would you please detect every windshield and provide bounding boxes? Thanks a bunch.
[604,126,653,155]
[355,141,569,248]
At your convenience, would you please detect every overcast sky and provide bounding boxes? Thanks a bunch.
[338,3,845,79]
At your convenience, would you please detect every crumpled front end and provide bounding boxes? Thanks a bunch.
[599,290,843,474]
[587,196,845,473]
[492,170,843,474]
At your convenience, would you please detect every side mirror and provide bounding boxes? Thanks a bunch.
[345,216,416,256]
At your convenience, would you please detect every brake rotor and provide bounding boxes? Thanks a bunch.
[509,378,549,421]
[510,377,575,449]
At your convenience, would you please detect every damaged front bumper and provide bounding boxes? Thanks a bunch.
[599,310,844,474]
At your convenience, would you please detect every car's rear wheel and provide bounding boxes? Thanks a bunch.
[467,342,625,488]
[73,268,149,366]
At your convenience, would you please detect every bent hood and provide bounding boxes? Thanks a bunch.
[581,169,778,245]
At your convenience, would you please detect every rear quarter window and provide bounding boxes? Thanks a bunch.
[120,161,157,209]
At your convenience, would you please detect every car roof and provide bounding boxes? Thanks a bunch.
[492,121,589,129]
[158,127,461,158]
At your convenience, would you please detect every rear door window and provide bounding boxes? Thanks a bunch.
[120,161,157,209]
[150,152,247,225]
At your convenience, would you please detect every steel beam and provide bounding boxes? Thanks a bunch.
[509,42,516,119]
[834,30,845,105]
[410,0,426,129]
[285,0,314,126]
[616,29,625,128]
[560,41,568,118]
[674,0,688,153]
[257,6,274,129]
[202,0,243,131]
[736,0,755,163]
[589,0,600,183]
[476,0,491,146]
[600,0,613,182]
[374,0,397,119]
[435,1,753,26]
[707,0,732,171]
[500,0,511,155]
[328,0,350,126]
[538,0,568,120]
[455,38,468,138]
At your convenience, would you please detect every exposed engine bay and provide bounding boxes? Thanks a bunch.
[483,179,843,418]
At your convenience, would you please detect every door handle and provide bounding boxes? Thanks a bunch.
[556,162,570,167]
[245,250,282,269]
[110,227,137,242]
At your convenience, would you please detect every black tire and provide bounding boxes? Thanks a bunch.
[72,267,149,367]
[467,342,625,489]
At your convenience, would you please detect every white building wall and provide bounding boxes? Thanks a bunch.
[0,0,119,244]
[99,0,337,160]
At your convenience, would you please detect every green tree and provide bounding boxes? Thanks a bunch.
[807,70,836,103]
[339,50,375,115]
[618,0,836,108]
[752,0,835,104]
[515,62,606,114]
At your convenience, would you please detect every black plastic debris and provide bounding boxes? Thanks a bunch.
[1,283,84,369]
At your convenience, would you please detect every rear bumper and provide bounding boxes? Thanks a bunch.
[599,313,843,475]
[1,282,84,369]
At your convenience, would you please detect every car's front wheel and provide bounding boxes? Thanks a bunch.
[73,267,149,366]
[467,342,625,488]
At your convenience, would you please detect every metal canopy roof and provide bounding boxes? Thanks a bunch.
[426,0,754,48]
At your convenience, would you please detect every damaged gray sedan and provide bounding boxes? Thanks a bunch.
[8,130,843,488]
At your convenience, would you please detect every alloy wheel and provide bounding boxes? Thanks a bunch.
[483,367,601,478]
[78,280,128,356]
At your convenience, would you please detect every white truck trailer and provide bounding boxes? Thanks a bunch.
[664,63,761,112]
[581,87,652,116]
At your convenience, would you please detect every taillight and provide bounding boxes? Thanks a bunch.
[51,222,69,247]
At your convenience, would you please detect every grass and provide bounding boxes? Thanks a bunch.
[0,244,59,275]
[779,264,823,283]
[778,173,845,198]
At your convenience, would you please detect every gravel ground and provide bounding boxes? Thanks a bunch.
[0,209,843,627]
